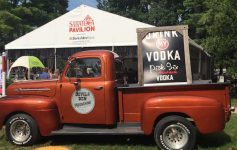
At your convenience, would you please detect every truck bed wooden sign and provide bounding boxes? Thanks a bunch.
[137,25,192,86]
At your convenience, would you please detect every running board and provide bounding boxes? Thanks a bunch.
[51,123,144,135]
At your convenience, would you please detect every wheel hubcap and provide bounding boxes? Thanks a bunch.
[10,120,30,143]
[162,124,188,149]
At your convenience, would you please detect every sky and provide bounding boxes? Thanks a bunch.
[68,0,98,10]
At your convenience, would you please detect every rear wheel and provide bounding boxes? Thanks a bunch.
[5,113,40,146]
[154,115,196,150]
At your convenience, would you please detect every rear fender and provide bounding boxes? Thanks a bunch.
[141,96,224,135]
[0,96,61,136]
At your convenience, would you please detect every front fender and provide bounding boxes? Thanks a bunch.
[141,96,224,135]
[0,95,61,136]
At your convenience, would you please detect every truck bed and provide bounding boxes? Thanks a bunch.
[117,82,230,134]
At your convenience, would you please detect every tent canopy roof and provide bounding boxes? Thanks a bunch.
[5,5,154,50]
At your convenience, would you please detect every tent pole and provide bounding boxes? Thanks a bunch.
[198,51,202,77]
[112,46,114,52]
[28,68,30,80]
[2,52,6,96]
[6,50,9,79]
[54,48,57,71]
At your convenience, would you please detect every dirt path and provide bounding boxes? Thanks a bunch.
[35,146,69,150]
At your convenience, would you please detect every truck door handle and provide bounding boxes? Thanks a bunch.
[94,86,103,90]
[73,82,79,86]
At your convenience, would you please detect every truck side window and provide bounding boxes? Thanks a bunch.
[66,58,101,78]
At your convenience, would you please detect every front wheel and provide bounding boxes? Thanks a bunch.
[154,115,196,150]
[5,113,40,146]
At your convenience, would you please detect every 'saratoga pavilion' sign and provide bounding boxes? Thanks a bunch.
[137,25,192,86]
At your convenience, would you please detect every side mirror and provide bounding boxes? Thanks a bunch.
[68,56,76,65]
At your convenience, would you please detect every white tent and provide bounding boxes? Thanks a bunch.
[5,5,154,50]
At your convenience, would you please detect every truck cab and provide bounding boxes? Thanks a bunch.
[58,50,117,125]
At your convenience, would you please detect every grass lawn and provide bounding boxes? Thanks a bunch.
[231,98,237,107]
[1,101,237,150]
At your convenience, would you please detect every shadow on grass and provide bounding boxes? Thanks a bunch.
[36,132,232,149]
[0,126,231,149]
[39,134,156,147]
[197,131,231,148]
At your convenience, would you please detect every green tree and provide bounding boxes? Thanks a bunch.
[181,0,207,43]
[201,0,237,77]
[0,0,68,50]
[97,0,184,26]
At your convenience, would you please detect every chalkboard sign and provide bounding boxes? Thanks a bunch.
[137,25,192,86]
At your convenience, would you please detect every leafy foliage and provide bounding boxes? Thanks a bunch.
[200,0,237,77]
[0,0,68,49]
[97,0,184,26]
[181,0,207,43]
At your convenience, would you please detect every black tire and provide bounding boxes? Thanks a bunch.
[154,115,196,150]
[5,113,40,146]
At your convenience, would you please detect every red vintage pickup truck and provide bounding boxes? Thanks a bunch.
[0,50,233,150]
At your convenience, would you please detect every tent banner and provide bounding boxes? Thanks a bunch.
[68,14,96,46]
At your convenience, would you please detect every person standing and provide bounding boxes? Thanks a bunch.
[52,68,60,79]
[39,68,50,79]
[48,68,54,79]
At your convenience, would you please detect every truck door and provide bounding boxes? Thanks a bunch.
[60,57,106,124]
